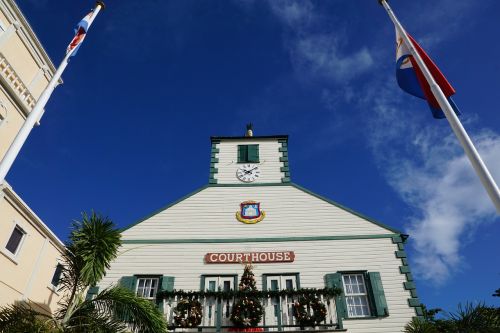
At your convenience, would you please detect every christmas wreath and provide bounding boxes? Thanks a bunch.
[173,298,203,328]
[230,296,264,328]
[293,295,327,328]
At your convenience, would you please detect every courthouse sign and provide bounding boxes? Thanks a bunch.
[205,251,295,264]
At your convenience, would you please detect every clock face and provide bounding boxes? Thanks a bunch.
[236,164,261,183]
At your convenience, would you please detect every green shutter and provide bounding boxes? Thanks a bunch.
[158,276,175,312]
[85,286,99,300]
[238,145,248,163]
[119,276,137,293]
[367,272,389,317]
[248,145,259,162]
[325,273,346,327]
[161,276,175,291]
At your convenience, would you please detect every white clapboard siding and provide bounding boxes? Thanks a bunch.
[214,139,284,184]
[122,185,396,240]
[100,238,414,333]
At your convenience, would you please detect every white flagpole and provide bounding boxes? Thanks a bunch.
[0,2,105,184]
[379,0,500,214]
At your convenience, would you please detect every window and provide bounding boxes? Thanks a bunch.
[202,275,236,291]
[238,144,259,163]
[342,274,371,318]
[265,274,298,291]
[51,263,64,287]
[136,277,159,299]
[5,225,25,255]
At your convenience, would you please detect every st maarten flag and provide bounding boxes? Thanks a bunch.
[66,11,93,57]
[395,29,461,119]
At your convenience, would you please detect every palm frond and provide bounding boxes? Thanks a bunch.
[69,211,121,287]
[0,303,59,333]
[448,302,500,333]
[80,286,166,333]
[403,317,438,333]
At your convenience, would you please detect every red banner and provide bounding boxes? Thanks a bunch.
[205,251,295,264]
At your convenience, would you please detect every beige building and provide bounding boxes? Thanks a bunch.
[0,0,65,314]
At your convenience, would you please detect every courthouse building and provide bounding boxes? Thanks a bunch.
[98,128,421,332]
[0,0,65,314]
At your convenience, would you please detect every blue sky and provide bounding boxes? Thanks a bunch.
[11,0,500,312]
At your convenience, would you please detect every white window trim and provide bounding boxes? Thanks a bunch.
[1,220,29,264]
[342,274,371,318]
[136,277,160,300]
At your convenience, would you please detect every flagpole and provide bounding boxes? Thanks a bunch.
[379,0,500,214]
[0,2,105,184]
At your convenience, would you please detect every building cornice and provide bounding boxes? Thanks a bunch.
[4,0,56,74]
[211,135,288,141]
[1,181,65,252]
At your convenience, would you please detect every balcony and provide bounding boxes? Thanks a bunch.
[157,289,345,332]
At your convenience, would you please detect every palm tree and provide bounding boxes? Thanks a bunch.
[0,212,166,333]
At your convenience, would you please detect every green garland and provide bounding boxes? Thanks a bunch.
[230,296,264,328]
[157,287,341,300]
[173,298,203,328]
[293,295,327,328]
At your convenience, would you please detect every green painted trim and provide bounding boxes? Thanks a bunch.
[343,317,379,321]
[208,182,289,187]
[406,273,414,281]
[279,157,287,162]
[209,179,217,184]
[397,243,405,250]
[281,177,291,183]
[283,161,289,167]
[415,307,424,316]
[283,172,290,177]
[290,183,403,234]
[280,167,289,172]
[401,258,408,266]
[399,266,411,274]
[410,290,418,298]
[392,235,403,243]
[395,251,407,258]
[120,185,209,232]
[408,298,420,307]
[277,139,288,143]
[278,147,288,152]
[209,142,219,183]
[122,233,398,245]
[282,152,288,157]
[404,282,416,290]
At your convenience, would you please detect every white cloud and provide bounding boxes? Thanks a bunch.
[362,78,499,285]
[293,35,373,82]
[260,0,374,82]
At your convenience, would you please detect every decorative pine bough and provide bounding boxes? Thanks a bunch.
[293,295,328,328]
[173,298,203,328]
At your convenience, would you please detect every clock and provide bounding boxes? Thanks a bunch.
[236,164,261,183]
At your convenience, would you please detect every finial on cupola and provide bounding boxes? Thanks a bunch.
[246,123,253,137]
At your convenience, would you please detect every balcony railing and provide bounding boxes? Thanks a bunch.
[158,289,344,332]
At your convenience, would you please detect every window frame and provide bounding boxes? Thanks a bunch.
[135,276,161,300]
[237,144,259,163]
[262,273,300,291]
[200,274,238,292]
[341,273,372,318]
[50,263,64,287]
[2,222,27,262]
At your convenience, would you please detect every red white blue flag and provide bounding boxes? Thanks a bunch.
[66,11,93,57]
[395,29,461,119]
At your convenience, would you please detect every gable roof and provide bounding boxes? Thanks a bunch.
[121,182,403,235]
